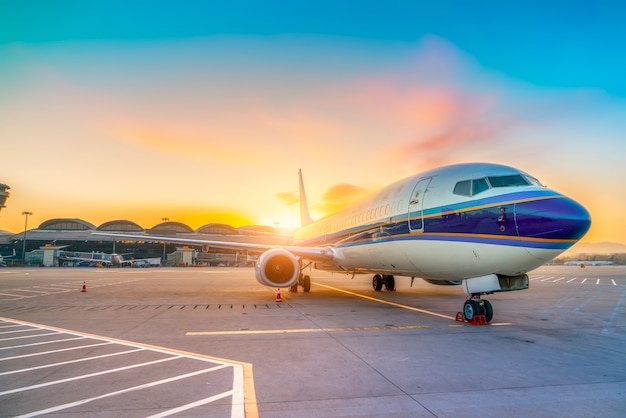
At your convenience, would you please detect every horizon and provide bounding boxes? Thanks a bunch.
[1,2,625,245]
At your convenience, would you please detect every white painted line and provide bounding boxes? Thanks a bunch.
[0,317,255,416]
[147,389,235,418]
[0,331,60,341]
[0,348,144,376]
[582,278,587,284]
[0,355,183,396]
[0,324,24,329]
[33,286,74,291]
[541,276,555,282]
[17,365,229,418]
[596,279,601,285]
[0,336,87,350]
[0,342,112,361]
[0,328,43,335]
[554,277,565,282]
[612,280,617,286]
[10,289,50,294]
[567,278,577,283]
[0,292,32,298]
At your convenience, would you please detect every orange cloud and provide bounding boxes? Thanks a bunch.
[275,183,369,219]
[314,183,369,215]
[335,37,525,170]
[275,191,299,207]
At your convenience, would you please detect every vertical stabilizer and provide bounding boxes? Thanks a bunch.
[299,169,314,226]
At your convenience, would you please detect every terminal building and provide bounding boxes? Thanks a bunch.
[0,218,292,267]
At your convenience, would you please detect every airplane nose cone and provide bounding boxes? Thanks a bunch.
[515,195,591,258]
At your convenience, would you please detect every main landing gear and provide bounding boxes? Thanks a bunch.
[289,273,311,293]
[372,274,395,291]
[461,295,493,324]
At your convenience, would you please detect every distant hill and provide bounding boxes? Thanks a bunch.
[565,242,626,255]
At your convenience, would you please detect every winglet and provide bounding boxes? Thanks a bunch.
[299,169,314,226]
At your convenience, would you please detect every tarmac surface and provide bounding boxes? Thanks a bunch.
[0,265,625,417]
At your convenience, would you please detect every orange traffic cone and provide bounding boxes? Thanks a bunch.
[275,288,283,302]
[81,282,87,292]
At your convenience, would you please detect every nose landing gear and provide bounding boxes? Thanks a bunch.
[460,295,493,324]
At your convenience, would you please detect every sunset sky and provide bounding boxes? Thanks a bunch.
[1,2,625,245]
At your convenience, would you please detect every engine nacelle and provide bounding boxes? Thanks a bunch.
[255,248,300,288]
[422,279,462,286]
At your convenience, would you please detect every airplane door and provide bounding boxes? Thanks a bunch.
[408,178,432,233]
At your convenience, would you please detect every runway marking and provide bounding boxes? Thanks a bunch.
[187,325,430,336]
[0,356,184,396]
[612,280,617,286]
[0,342,112,360]
[0,328,43,335]
[0,292,34,298]
[0,336,88,350]
[0,278,151,301]
[582,278,588,284]
[0,317,259,418]
[567,278,577,283]
[18,365,231,418]
[541,276,555,282]
[314,282,456,320]
[602,288,626,335]
[0,348,144,376]
[10,288,50,294]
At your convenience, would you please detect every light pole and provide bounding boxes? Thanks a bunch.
[21,211,32,265]
[161,217,169,265]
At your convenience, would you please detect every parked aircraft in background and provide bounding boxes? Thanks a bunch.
[564,259,614,267]
[58,251,161,267]
[0,249,15,267]
[94,163,591,322]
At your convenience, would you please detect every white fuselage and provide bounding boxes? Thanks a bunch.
[294,163,590,282]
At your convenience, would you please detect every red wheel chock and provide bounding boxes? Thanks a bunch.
[455,312,487,325]
[469,314,487,325]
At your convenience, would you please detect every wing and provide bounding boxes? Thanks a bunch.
[91,232,333,262]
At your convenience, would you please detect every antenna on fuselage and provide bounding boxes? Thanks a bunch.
[299,169,314,227]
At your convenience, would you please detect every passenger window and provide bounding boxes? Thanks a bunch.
[472,178,489,195]
[453,180,471,196]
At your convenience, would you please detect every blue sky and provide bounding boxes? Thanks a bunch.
[3,1,624,94]
[1,1,625,245]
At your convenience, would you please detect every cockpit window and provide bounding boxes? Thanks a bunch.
[487,175,529,188]
[524,175,543,187]
[453,180,471,196]
[454,173,538,197]
[472,178,490,195]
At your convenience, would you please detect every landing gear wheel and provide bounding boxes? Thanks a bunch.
[383,275,395,291]
[372,274,383,291]
[463,299,481,320]
[481,299,493,323]
[302,275,311,293]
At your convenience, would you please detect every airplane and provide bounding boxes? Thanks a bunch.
[93,162,591,323]
[58,251,161,267]
[0,249,16,267]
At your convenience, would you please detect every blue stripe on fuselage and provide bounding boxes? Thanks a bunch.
[295,190,574,251]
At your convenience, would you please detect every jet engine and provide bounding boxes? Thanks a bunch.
[255,248,300,288]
